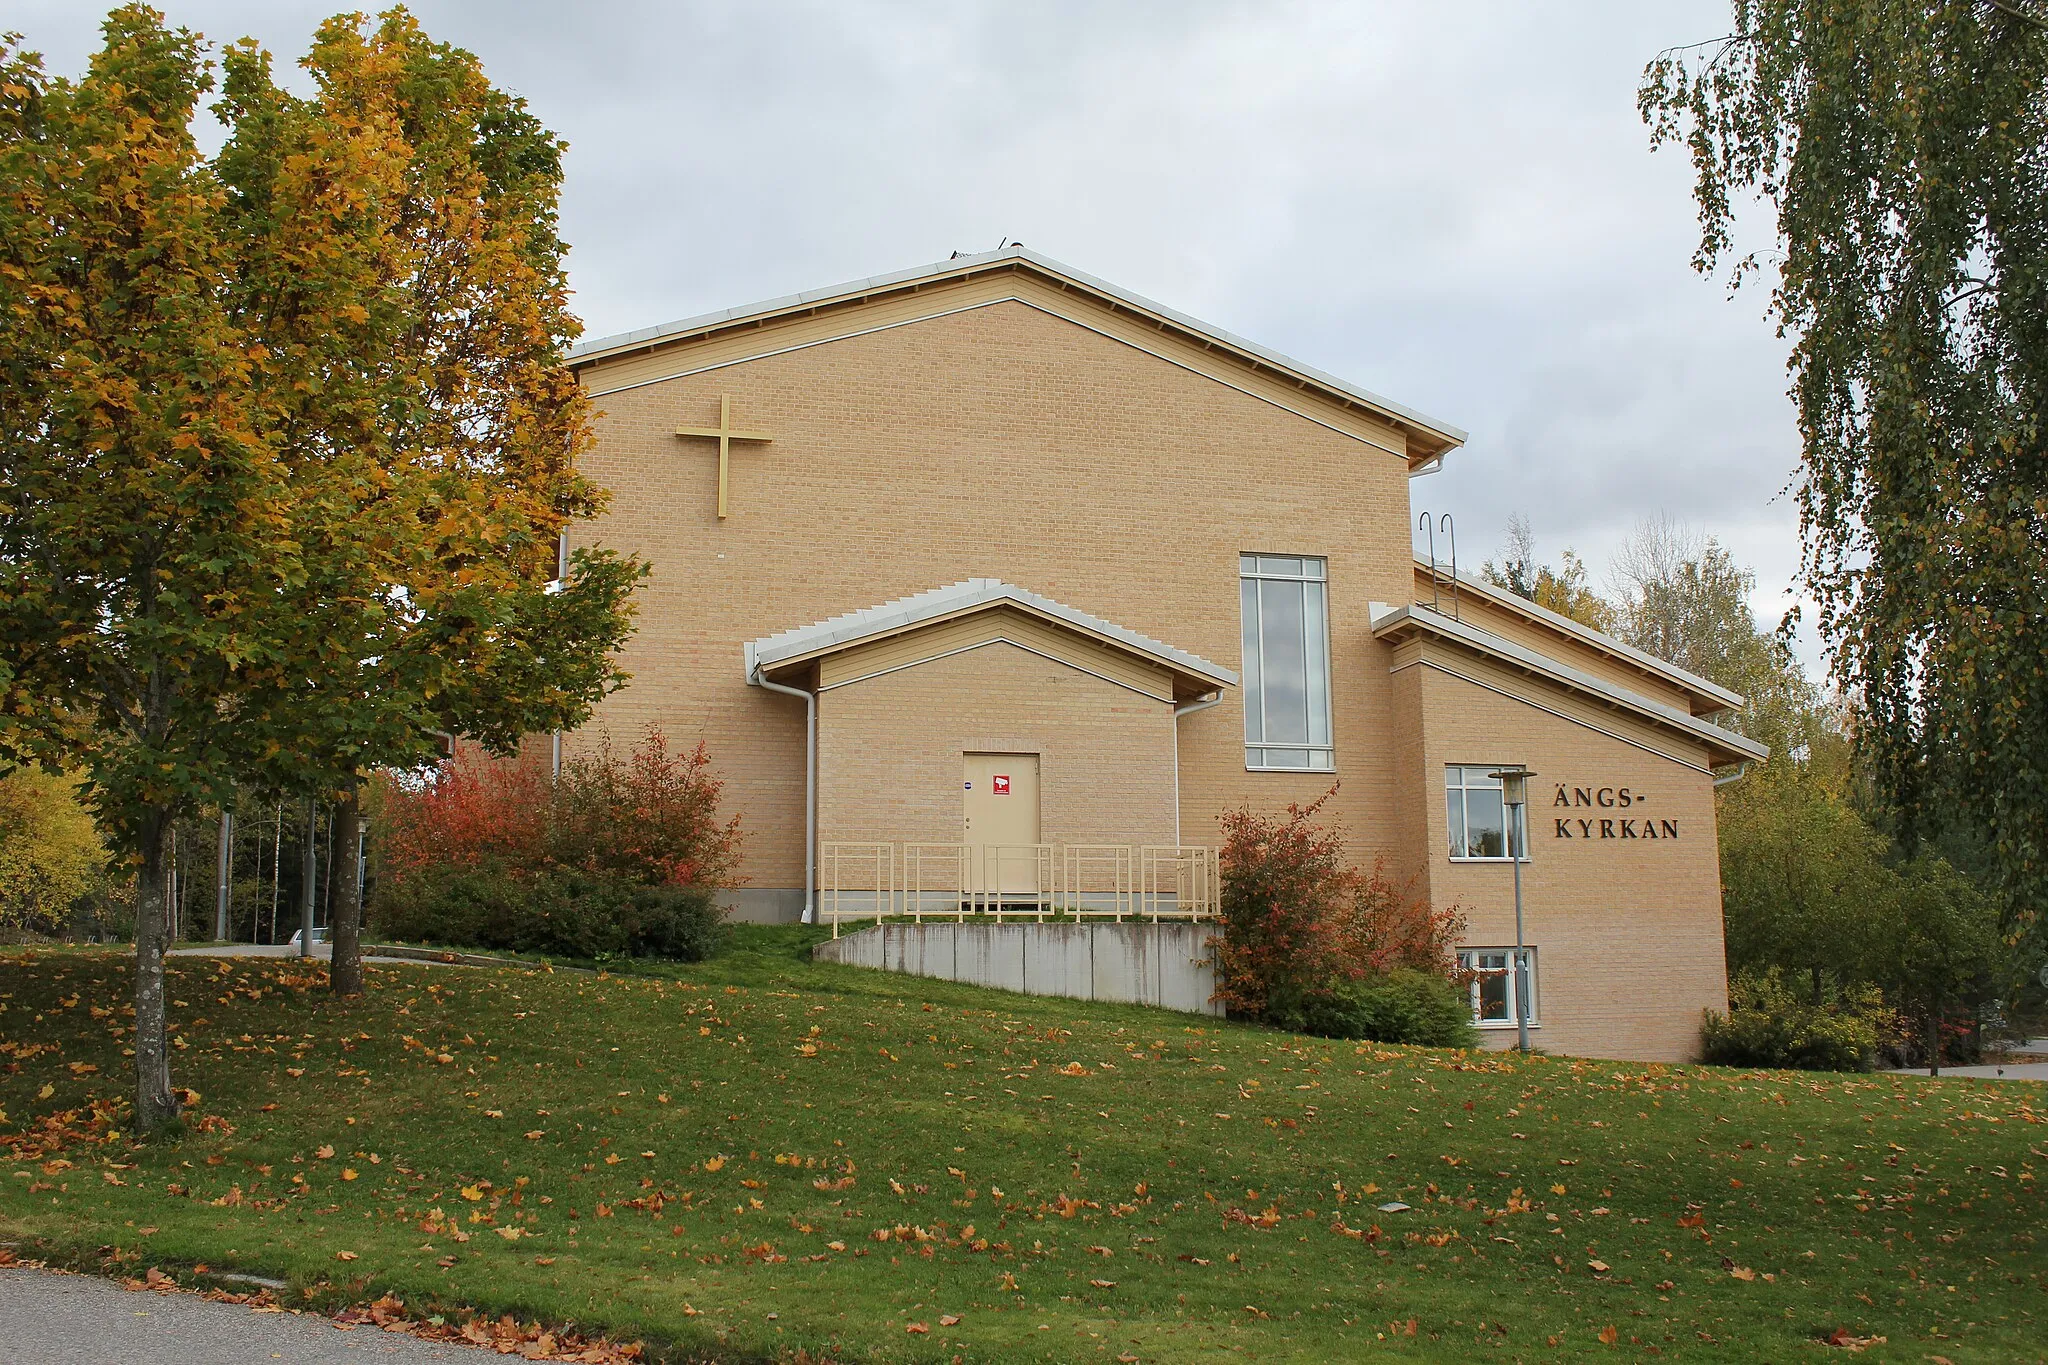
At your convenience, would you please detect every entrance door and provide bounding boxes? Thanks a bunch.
[963,753,1041,895]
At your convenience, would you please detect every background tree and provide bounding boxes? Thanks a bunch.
[1480,513,1616,631]
[1718,768,1891,999]
[1880,854,2001,1073]
[1640,2,2048,942]
[0,770,110,936]
[1605,516,1825,760]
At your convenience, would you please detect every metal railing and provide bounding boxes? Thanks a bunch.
[819,842,1219,936]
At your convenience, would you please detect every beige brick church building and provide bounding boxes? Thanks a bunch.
[561,247,1765,1063]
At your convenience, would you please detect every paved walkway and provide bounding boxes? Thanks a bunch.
[1884,1039,2048,1082]
[167,944,479,968]
[1886,1060,2048,1082]
[0,1267,479,1363]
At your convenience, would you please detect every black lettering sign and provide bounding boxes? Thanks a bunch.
[1545,784,1676,843]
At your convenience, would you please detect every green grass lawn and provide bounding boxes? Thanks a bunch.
[3,928,2044,1363]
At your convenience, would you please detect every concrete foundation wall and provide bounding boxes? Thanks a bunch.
[717,888,807,924]
[813,922,1221,1016]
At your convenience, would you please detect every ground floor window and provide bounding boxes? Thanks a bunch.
[1459,947,1538,1028]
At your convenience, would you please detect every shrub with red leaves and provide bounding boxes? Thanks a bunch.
[373,752,551,886]
[373,727,742,891]
[550,729,743,889]
[1214,788,1464,1028]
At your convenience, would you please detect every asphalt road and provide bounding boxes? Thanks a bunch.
[0,1267,481,1364]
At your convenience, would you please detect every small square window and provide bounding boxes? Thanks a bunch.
[1445,765,1527,860]
[1460,947,1537,1028]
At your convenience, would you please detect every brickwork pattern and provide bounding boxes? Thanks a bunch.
[1401,660,1729,1062]
[818,642,1178,849]
[569,292,1734,1063]
[571,299,1415,888]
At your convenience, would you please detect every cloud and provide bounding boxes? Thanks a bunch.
[13,0,1823,672]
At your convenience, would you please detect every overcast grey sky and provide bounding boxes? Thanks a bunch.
[15,1,1822,673]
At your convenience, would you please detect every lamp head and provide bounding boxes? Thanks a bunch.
[1487,767,1535,806]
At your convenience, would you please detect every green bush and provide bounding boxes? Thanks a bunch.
[371,865,517,950]
[1289,968,1479,1048]
[370,865,724,963]
[1701,969,1888,1071]
[622,881,726,962]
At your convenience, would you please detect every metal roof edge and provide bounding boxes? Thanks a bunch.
[747,579,1238,689]
[1372,601,1769,763]
[568,246,1466,450]
[1408,556,1747,711]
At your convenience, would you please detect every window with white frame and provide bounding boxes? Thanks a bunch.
[1445,764,1527,860]
[1239,554,1332,770]
[1459,947,1538,1027]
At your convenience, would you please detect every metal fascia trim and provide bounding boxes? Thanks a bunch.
[569,246,1466,449]
[1389,656,1714,776]
[1405,558,1747,710]
[815,636,1177,703]
[1375,603,1767,762]
[582,295,1408,460]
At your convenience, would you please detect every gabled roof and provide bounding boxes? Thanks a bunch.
[569,245,1468,466]
[1371,600,1768,768]
[745,579,1237,696]
[1412,557,1746,715]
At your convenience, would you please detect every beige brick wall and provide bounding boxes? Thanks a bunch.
[817,642,1177,849]
[569,297,1414,888]
[1409,566,1707,714]
[1401,656,1728,1062]
[566,287,1733,1061]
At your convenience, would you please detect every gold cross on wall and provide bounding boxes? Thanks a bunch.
[674,395,774,520]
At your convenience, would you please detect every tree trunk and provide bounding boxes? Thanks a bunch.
[132,810,182,1132]
[328,781,365,998]
[1927,993,1941,1077]
[214,803,233,942]
[300,797,317,958]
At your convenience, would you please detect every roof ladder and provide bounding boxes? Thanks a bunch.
[1418,512,1460,621]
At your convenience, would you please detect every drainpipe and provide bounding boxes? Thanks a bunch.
[1171,691,1225,846]
[1713,761,1754,788]
[748,652,816,924]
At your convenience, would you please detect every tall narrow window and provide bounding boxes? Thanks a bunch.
[1445,765,1527,860]
[1239,554,1333,770]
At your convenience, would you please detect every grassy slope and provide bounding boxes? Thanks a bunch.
[1,928,2043,1364]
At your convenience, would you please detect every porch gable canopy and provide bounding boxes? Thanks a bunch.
[745,579,1237,703]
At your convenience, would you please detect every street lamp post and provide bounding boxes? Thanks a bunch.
[1489,767,1536,1052]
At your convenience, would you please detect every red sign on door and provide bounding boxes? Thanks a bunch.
[992,774,1011,795]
